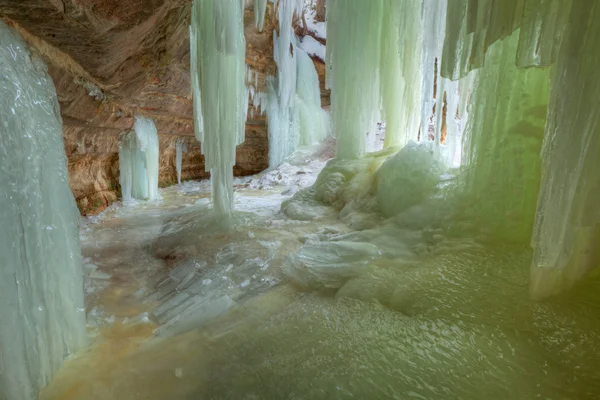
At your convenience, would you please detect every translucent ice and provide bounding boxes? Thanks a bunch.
[0,21,86,400]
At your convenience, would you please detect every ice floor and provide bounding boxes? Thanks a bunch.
[41,142,600,400]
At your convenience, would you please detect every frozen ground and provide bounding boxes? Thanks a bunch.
[42,139,600,400]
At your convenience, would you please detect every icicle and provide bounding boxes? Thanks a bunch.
[191,0,247,217]
[254,0,268,32]
[462,29,549,242]
[326,0,383,158]
[530,1,600,298]
[0,20,87,400]
[133,116,160,201]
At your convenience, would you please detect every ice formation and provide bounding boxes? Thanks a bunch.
[254,0,268,32]
[265,0,330,168]
[118,116,160,201]
[0,21,87,400]
[461,30,549,243]
[175,139,187,185]
[325,0,383,158]
[311,0,600,297]
[190,0,248,217]
[530,1,600,297]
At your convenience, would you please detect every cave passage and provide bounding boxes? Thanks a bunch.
[1,1,600,400]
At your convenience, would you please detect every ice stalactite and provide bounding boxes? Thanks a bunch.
[175,139,187,185]
[266,0,329,168]
[530,1,600,298]
[254,0,268,32]
[118,117,160,201]
[191,0,248,217]
[326,0,383,158]
[461,30,549,242]
[0,21,87,400]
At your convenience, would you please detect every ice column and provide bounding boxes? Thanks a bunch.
[326,0,383,158]
[176,139,187,185]
[118,117,160,201]
[461,30,549,242]
[191,0,248,217]
[133,116,160,201]
[0,21,87,400]
[530,1,600,298]
[380,0,423,148]
[295,46,329,146]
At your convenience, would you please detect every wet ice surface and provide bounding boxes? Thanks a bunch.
[43,143,600,400]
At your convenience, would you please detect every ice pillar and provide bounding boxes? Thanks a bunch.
[175,139,187,185]
[190,0,248,217]
[0,21,87,400]
[326,0,383,158]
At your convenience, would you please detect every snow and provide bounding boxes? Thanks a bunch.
[299,35,325,61]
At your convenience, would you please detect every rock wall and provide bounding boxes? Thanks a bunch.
[1,1,326,214]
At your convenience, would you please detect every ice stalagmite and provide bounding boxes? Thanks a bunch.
[0,21,87,400]
[326,0,383,158]
[462,30,549,242]
[118,117,159,201]
[530,1,600,298]
[190,0,247,216]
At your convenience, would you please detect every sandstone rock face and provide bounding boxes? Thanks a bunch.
[0,1,326,214]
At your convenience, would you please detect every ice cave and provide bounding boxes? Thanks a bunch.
[1,0,599,399]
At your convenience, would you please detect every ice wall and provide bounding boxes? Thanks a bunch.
[461,30,549,242]
[190,0,248,217]
[530,1,600,298]
[0,21,87,400]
